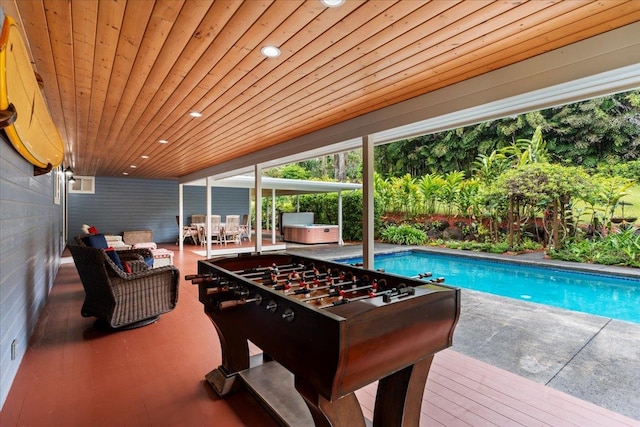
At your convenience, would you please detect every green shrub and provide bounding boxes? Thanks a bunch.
[380,224,428,245]
[550,226,640,267]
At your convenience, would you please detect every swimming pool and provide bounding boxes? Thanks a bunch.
[337,251,640,324]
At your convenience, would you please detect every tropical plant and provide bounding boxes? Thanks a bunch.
[594,176,635,226]
[375,91,639,178]
[373,172,393,214]
[390,174,420,216]
[417,173,444,215]
[380,224,428,246]
[473,150,511,184]
[455,179,480,218]
[550,226,640,267]
[491,163,592,250]
[437,171,465,215]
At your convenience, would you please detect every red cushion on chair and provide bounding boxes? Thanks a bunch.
[122,261,132,274]
[88,226,99,234]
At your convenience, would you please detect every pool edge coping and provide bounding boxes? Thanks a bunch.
[376,246,640,280]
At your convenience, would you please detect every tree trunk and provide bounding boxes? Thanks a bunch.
[553,198,559,250]
[508,196,514,248]
[334,152,346,181]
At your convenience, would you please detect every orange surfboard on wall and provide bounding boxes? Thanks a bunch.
[0,15,63,169]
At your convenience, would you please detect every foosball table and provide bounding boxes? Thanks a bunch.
[189,253,460,427]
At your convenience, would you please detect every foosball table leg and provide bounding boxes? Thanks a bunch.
[373,356,434,427]
[295,378,367,427]
[205,365,241,397]
[206,315,251,397]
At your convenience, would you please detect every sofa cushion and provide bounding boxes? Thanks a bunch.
[133,242,157,250]
[82,233,108,249]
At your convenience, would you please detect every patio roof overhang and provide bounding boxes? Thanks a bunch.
[178,21,640,185]
[184,175,362,196]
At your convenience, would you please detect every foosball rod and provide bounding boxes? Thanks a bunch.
[240,265,314,279]
[284,277,355,293]
[317,286,416,309]
[316,289,393,309]
[231,263,297,275]
[273,278,352,292]
[278,278,360,293]
[268,273,341,289]
[216,295,263,310]
[299,282,372,301]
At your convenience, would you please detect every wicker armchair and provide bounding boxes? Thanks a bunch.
[68,244,179,329]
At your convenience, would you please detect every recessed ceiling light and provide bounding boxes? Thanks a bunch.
[321,0,344,7]
[141,155,149,159]
[130,165,137,168]
[159,139,168,144]
[189,111,202,118]
[261,45,281,58]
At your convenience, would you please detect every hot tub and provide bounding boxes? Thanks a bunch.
[283,224,339,244]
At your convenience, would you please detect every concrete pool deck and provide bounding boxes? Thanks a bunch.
[285,243,640,421]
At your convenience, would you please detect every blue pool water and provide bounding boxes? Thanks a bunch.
[337,251,640,324]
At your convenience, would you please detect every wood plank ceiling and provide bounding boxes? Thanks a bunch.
[3,0,640,179]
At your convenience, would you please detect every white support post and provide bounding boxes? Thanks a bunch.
[178,184,184,251]
[255,164,263,254]
[271,188,276,245]
[362,135,374,270]
[338,191,344,246]
[205,177,212,258]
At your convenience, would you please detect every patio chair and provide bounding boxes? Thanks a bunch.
[223,215,241,244]
[201,215,223,246]
[68,244,179,330]
[239,214,252,242]
[191,214,206,224]
[176,215,199,245]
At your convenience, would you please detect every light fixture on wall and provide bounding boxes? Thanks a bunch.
[63,166,74,176]
[68,176,76,184]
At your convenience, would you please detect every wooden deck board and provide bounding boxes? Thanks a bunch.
[353,349,638,427]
